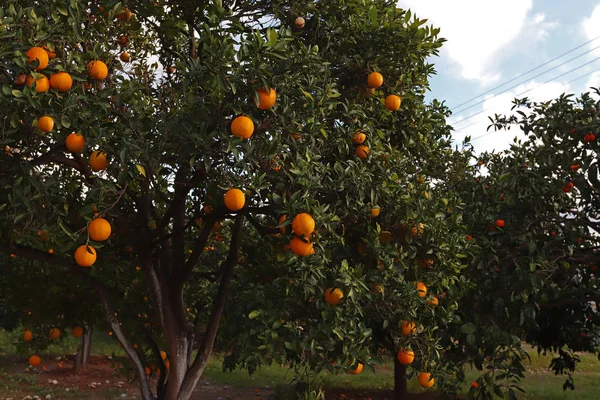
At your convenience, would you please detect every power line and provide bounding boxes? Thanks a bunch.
[450,55,600,131]
[452,44,600,118]
[460,68,600,143]
[450,34,600,112]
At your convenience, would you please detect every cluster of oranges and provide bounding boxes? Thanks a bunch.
[74,217,112,267]
[23,326,84,369]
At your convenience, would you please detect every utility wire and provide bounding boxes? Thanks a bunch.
[450,34,600,112]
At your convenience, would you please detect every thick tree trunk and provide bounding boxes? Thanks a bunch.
[73,325,93,373]
[394,356,408,400]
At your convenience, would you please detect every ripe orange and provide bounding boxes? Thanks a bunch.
[224,188,245,211]
[23,330,33,342]
[74,245,97,267]
[385,95,401,111]
[367,72,383,89]
[562,182,574,193]
[292,213,315,236]
[324,287,344,306]
[355,145,370,159]
[43,46,56,59]
[38,230,49,241]
[418,258,434,269]
[397,350,414,365]
[72,326,84,338]
[160,351,167,361]
[353,131,366,144]
[401,320,416,336]
[278,215,287,233]
[231,116,254,139]
[145,366,151,376]
[164,359,170,370]
[26,74,50,93]
[256,87,277,110]
[418,372,435,388]
[295,16,305,28]
[26,47,49,70]
[118,35,129,47]
[29,355,41,366]
[66,133,86,153]
[495,219,505,228]
[116,8,134,21]
[49,71,73,92]
[89,218,112,241]
[370,206,380,218]
[120,52,131,62]
[90,151,108,171]
[87,60,108,80]
[14,74,27,85]
[570,164,580,171]
[471,381,479,389]
[290,237,314,256]
[427,296,439,307]
[38,116,54,133]
[415,282,427,298]
[410,223,424,237]
[584,133,596,142]
[348,363,363,375]
[48,328,61,340]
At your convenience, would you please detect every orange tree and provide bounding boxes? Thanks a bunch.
[0,0,471,399]
[452,92,600,398]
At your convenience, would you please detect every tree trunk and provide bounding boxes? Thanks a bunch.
[73,325,93,373]
[394,356,408,400]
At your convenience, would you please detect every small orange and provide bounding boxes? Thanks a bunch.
[145,366,151,376]
[66,133,86,153]
[418,258,434,269]
[324,287,344,306]
[118,35,129,47]
[355,145,370,159]
[90,151,108,171]
[160,351,167,361]
[292,213,315,236]
[26,47,49,70]
[87,60,108,80]
[295,16,305,28]
[38,116,54,133]
[23,330,33,342]
[256,87,277,110]
[231,116,254,139]
[427,296,439,307]
[290,237,314,256]
[14,74,27,85]
[48,328,61,340]
[353,131,366,144]
[120,52,131,62]
[26,74,50,93]
[38,230,49,241]
[415,282,427,298]
[88,218,112,241]
[348,363,363,375]
[385,95,401,111]
[401,320,416,336]
[49,71,73,92]
[72,326,84,338]
[29,355,41,366]
[278,215,287,233]
[410,223,424,237]
[164,359,170,370]
[397,350,414,365]
[116,8,134,21]
[367,72,383,88]
[370,206,380,218]
[224,188,245,211]
[43,46,57,59]
[74,245,97,267]
[418,372,434,388]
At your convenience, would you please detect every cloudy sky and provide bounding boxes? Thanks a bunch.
[398,0,600,153]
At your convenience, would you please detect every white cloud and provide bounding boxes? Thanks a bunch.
[585,70,600,90]
[398,0,559,85]
[582,4,600,41]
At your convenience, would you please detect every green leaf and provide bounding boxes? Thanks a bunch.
[460,322,477,334]
[248,310,261,319]
[61,115,71,128]
[11,89,23,97]
[56,5,68,16]
[136,164,147,177]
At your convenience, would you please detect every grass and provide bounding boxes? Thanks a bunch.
[1,329,599,399]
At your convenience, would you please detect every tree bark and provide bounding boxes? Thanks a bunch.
[394,356,408,400]
[73,325,93,373]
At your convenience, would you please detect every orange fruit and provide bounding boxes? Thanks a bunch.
[90,151,108,171]
[385,94,401,111]
[26,74,50,93]
[427,296,439,307]
[256,87,277,110]
[278,215,287,233]
[348,363,363,375]
[397,350,414,365]
[290,237,314,256]
[38,230,49,241]
[231,116,254,139]
[295,16,305,28]
[66,133,86,153]
[224,188,245,211]
[324,287,344,306]
[38,116,54,133]
[415,282,427,298]
[160,351,167,361]
[23,330,33,342]
[355,145,370,159]
[367,72,383,88]
[495,219,505,228]
[164,359,170,370]
[120,52,130,62]
[116,8,134,21]
[353,131,366,144]
[401,320,416,336]
[118,35,129,47]
[418,258,434,269]
[88,218,112,241]
[87,60,108,80]
[29,355,41,366]
[48,328,61,340]
[418,372,434,388]
[72,326,84,338]
[26,47,49,70]
[43,46,56,59]
[14,74,27,85]
[292,213,315,236]
[145,366,151,376]
[410,223,424,237]
[370,206,380,218]
[74,245,97,267]
[49,71,72,92]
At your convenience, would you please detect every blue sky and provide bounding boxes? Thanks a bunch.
[398,0,600,153]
